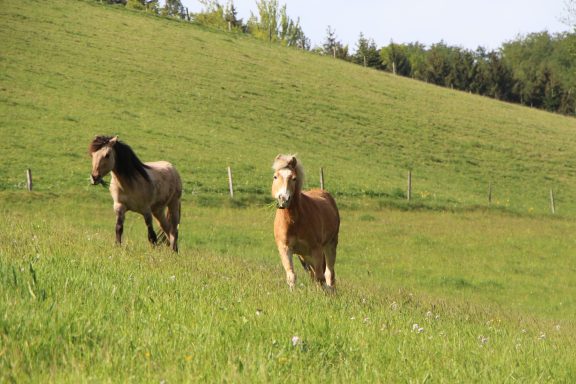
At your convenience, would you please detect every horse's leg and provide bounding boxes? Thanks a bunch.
[166,199,180,252]
[310,248,327,286]
[277,243,296,289]
[144,211,157,245]
[298,255,313,279]
[153,207,171,244]
[324,241,337,288]
[114,203,126,245]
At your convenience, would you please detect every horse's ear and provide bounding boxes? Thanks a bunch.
[109,136,119,146]
[289,156,297,168]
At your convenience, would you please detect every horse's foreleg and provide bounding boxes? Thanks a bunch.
[144,212,157,245]
[114,204,126,245]
[277,244,296,289]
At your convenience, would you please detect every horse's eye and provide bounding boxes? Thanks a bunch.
[104,154,110,159]
[292,177,297,181]
[273,175,277,180]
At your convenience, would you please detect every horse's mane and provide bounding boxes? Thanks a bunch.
[272,154,305,192]
[89,136,151,184]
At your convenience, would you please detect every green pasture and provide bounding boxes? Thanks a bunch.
[2,196,576,382]
[2,0,576,213]
[1,0,576,382]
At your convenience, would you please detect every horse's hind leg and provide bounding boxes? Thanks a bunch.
[324,241,337,288]
[114,203,126,245]
[310,248,327,287]
[152,208,171,242]
[144,212,157,245]
[166,199,180,252]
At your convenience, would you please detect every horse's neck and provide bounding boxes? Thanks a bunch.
[110,170,147,192]
[279,191,304,224]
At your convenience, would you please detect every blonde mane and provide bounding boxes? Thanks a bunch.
[272,154,305,192]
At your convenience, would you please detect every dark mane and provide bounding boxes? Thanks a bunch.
[114,141,151,184]
[88,135,113,154]
[89,136,151,184]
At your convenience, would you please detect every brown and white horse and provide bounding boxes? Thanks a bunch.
[89,136,182,252]
[272,154,340,289]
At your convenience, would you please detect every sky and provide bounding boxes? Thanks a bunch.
[179,0,572,51]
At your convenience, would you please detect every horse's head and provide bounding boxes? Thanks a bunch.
[272,154,302,209]
[88,135,118,185]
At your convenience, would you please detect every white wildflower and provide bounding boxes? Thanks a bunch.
[291,336,301,347]
[412,323,424,333]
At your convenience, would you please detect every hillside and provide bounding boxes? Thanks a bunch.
[2,1,576,382]
[2,0,576,215]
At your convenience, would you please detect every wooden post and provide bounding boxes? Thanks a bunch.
[549,188,555,214]
[488,182,492,204]
[363,55,367,67]
[392,61,396,75]
[26,169,32,191]
[227,166,234,198]
[407,170,412,201]
[333,46,336,59]
[319,167,325,190]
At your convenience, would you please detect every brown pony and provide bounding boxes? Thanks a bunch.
[272,154,340,289]
[88,136,182,252]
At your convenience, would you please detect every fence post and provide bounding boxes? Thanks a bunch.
[488,181,492,204]
[549,188,555,214]
[320,167,324,190]
[407,170,412,201]
[26,169,33,191]
[227,166,234,198]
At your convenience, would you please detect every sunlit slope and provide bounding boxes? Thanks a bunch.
[2,0,576,213]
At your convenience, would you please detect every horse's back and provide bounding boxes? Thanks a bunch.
[304,189,339,213]
[145,161,182,202]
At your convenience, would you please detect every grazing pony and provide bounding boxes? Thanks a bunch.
[88,136,182,252]
[272,154,340,289]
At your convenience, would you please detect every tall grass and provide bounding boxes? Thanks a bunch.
[1,198,576,382]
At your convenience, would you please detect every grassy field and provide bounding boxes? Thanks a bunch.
[1,0,576,382]
[2,197,576,382]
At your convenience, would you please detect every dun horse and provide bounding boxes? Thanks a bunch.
[89,136,182,252]
[272,154,340,289]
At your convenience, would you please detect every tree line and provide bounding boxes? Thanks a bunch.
[334,31,576,115]
[100,0,575,116]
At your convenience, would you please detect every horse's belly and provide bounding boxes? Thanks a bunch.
[292,240,310,256]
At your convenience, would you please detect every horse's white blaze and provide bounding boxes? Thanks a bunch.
[275,168,293,201]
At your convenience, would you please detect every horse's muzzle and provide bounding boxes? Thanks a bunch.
[276,196,291,209]
[90,174,103,185]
